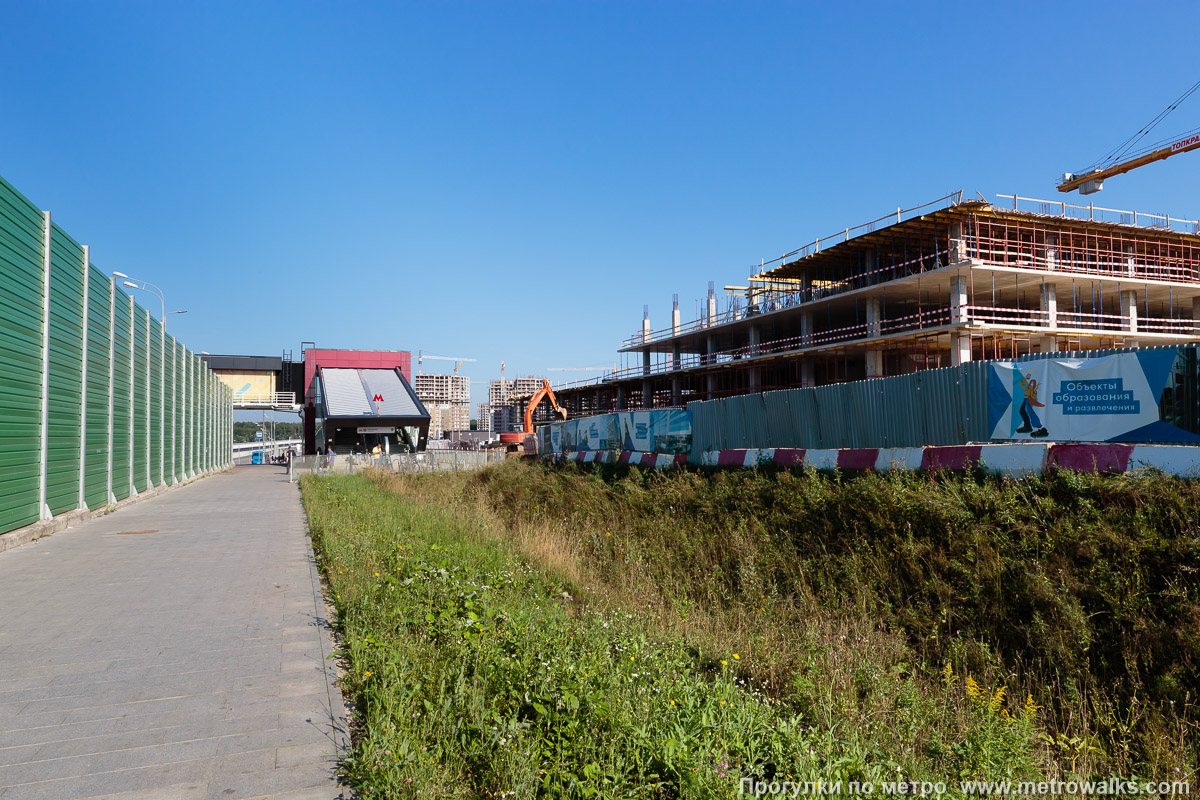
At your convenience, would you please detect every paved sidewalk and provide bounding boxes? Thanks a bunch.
[0,468,348,800]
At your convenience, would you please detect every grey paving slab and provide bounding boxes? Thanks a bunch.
[0,468,348,799]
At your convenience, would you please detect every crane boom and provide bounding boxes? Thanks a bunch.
[1059,132,1200,194]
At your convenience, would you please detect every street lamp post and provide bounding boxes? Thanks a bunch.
[113,272,187,486]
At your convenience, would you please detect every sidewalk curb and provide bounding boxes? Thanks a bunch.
[298,483,352,797]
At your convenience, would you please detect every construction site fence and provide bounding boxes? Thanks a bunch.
[287,450,506,480]
[0,174,233,538]
[533,344,1200,460]
[690,345,1200,453]
[536,409,692,456]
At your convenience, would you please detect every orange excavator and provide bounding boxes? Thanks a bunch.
[524,379,568,435]
[495,379,567,454]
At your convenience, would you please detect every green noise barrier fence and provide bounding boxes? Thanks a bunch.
[0,174,233,537]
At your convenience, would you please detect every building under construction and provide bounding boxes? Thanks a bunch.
[540,192,1200,419]
[412,373,471,437]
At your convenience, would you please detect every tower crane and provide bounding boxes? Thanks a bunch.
[416,351,477,374]
[1059,81,1200,194]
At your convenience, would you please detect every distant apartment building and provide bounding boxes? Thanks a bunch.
[413,373,471,438]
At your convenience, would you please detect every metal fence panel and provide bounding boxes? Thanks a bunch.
[46,224,84,515]
[149,316,162,486]
[83,266,110,507]
[112,296,132,500]
[812,383,851,448]
[175,342,185,479]
[132,306,149,492]
[0,177,45,530]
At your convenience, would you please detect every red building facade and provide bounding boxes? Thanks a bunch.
[302,349,412,454]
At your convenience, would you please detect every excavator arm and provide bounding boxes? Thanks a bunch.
[523,379,568,435]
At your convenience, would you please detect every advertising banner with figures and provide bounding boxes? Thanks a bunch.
[988,349,1200,443]
[545,409,693,453]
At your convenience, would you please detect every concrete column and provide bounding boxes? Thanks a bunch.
[1121,289,1139,333]
[748,323,761,354]
[672,301,681,336]
[866,298,882,338]
[952,333,972,366]
[1044,234,1058,271]
[706,372,717,398]
[706,292,717,325]
[1041,283,1058,328]
[672,341,681,371]
[950,275,969,325]
[616,385,625,411]
[642,347,651,377]
[642,308,651,343]
[800,360,814,388]
[671,375,681,406]
[949,220,967,262]
[1125,244,1136,277]
[642,380,652,409]
[748,366,760,389]
[707,333,717,364]
[865,349,883,378]
[801,310,814,347]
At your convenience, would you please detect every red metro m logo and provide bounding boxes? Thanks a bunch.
[373,394,384,402]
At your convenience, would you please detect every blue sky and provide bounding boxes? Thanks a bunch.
[3,1,1199,400]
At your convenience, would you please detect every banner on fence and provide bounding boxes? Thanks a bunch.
[543,409,693,454]
[617,409,692,453]
[988,350,1199,443]
[582,414,618,451]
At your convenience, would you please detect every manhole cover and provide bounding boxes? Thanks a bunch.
[117,530,159,535]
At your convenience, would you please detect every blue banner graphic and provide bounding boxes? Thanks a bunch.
[988,349,1199,443]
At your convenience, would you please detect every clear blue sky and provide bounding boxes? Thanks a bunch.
[3,1,1199,397]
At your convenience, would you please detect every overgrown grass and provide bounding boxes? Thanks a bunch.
[301,461,1199,797]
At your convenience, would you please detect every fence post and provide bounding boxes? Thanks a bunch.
[128,295,137,498]
[78,245,89,510]
[106,278,116,505]
[170,338,176,483]
[144,308,151,489]
[159,319,165,486]
[37,211,52,521]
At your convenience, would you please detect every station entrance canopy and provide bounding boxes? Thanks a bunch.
[316,367,430,453]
